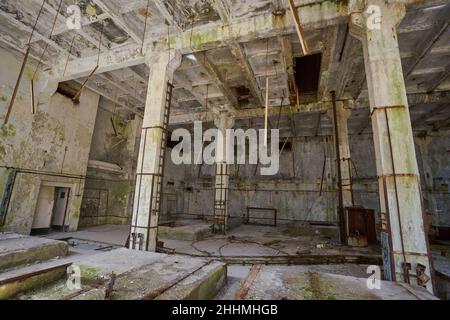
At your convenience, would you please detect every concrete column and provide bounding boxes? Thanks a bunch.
[350,0,434,293]
[129,49,181,252]
[213,110,234,233]
[328,100,353,241]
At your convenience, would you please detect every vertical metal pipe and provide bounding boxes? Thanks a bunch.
[30,79,35,115]
[3,46,31,124]
[331,91,346,244]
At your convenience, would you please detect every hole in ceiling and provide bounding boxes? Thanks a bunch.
[294,53,322,100]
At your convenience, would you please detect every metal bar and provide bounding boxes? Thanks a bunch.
[319,154,326,197]
[384,108,408,281]
[287,0,309,55]
[331,91,346,244]
[234,264,262,300]
[72,65,99,102]
[142,260,212,300]
[30,79,35,115]
[3,46,31,124]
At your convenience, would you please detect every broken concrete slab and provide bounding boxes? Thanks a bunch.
[0,233,68,271]
[158,221,212,241]
[13,248,227,300]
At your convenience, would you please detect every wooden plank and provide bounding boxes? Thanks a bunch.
[234,264,262,300]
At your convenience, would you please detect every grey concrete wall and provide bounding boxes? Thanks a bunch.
[160,127,450,232]
[415,131,450,227]
[0,46,100,234]
[161,133,381,227]
[79,98,142,227]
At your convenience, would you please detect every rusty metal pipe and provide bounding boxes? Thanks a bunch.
[3,46,31,124]
[331,91,346,244]
[384,108,408,281]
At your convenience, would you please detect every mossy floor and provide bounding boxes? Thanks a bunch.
[0,232,68,272]
[10,248,227,300]
[237,265,437,300]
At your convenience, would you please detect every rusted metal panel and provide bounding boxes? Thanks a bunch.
[345,206,377,245]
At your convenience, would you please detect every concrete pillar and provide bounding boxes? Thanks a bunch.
[129,49,181,252]
[328,100,353,241]
[213,110,234,233]
[350,0,434,293]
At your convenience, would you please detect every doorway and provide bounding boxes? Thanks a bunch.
[51,187,70,231]
[31,186,70,235]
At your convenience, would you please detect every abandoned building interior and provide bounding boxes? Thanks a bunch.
[0,0,449,301]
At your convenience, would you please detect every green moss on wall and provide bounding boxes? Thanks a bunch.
[111,181,130,210]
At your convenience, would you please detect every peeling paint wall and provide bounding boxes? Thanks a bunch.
[0,46,100,234]
[79,97,141,227]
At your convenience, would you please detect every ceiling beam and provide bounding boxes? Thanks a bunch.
[55,2,352,81]
[0,10,71,58]
[194,51,239,107]
[153,0,182,31]
[173,72,208,108]
[28,0,109,51]
[212,0,263,106]
[91,0,142,43]
[412,104,447,126]
[403,3,450,77]
[334,37,364,98]
[229,43,264,106]
[171,101,328,125]
[170,89,450,125]
[212,0,231,23]
[80,78,142,116]
[432,116,450,131]
[52,44,144,81]
[425,63,450,92]
[98,73,146,105]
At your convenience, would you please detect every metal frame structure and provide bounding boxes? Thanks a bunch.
[130,81,174,251]
[213,163,229,234]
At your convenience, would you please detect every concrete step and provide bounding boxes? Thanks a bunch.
[0,259,72,300]
[0,233,69,272]
[13,248,227,300]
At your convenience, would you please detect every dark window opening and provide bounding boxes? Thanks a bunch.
[279,140,292,151]
[294,53,322,102]
[56,81,80,100]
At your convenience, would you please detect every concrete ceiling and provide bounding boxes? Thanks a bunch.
[0,0,449,136]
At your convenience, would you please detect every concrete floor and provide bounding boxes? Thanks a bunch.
[0,234,226,300]
[45,224,130,246]
[2,226,448,300]
[46,223,380,260]
[216,264,437,300]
